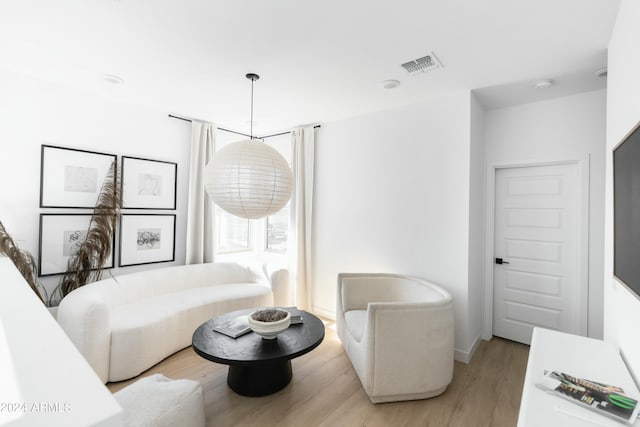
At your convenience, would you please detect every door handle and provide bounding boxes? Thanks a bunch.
[495,258,510,265]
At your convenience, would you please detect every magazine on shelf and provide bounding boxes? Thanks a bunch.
[212,315,251,339]
[536,370,640,425]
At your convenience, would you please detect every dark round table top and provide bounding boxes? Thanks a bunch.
[192,308,325,366]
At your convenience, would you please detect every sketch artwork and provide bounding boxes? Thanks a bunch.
[120,156,175,209]
[138,174,163,196]
[119,214,174,266]
[137,228,161,250]
[63,230,87,256]
[64,165,98,193]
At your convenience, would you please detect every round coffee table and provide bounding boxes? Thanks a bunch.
[192,308,324,397]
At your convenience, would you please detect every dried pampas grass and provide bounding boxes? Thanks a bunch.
[51,160,120,304]
[0,220,46,303]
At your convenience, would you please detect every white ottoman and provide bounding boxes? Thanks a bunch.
[114,374,205,427]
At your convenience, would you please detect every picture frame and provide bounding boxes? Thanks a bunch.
[38,214,115,276]
[121,156,177,209]
[40,145,117,208]
[119,214,176,267]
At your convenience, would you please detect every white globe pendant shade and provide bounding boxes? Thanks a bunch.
[206,139,293,219]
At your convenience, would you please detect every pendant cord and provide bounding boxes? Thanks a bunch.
[250,78,254,140]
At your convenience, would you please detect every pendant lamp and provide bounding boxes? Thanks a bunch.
[206,74,293,219]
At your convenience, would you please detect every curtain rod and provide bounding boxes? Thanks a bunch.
[168,114,251,138]
[168,114,320,140]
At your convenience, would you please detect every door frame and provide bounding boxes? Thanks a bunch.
[482,157,590,341]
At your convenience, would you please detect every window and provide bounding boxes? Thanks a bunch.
[266,203,289,252]
[216,206,250,253]
[264,134,291,253]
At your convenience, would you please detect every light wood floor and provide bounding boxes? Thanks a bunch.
[107,321,529,426]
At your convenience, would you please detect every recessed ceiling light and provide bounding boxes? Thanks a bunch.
[103,74,124,84]
[593,67,608,78]
[382,80,401,89]
[533,79,553,89]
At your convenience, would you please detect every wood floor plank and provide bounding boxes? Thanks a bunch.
[491,340,529,426]
[107,322,529,427]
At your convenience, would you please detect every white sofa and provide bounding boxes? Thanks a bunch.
[57,262,289,383]
[337,273,454,403]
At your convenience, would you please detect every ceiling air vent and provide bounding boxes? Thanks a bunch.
[401,53,443,75]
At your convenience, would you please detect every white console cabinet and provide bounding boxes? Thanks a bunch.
[518,328,640,427]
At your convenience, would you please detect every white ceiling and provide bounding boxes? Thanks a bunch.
[0,0,620,135]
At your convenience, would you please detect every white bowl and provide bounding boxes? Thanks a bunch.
[248,308,291,339]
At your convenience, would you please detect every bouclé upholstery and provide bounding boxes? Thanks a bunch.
[337,273,454,403]
[57,262,289,383]
[115,374,205,427]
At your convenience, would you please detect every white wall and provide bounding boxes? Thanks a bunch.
[483,90,607,339]
[312,91,479,359]
[468,93,485,351]
[605,0,640,380]
[0,69,191,299]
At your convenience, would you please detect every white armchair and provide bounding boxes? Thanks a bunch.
[336,273,454,403]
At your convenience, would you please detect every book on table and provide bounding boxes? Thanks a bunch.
[212,315,251,338]
[284,306,304,325]
[536,370,640,425]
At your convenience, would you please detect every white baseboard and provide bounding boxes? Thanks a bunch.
[454,335,482,364]
[312,305,336,320]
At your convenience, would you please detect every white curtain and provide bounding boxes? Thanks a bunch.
[289,126,315,310]
[185,121,216,264]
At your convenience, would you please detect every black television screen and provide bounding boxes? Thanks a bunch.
[614,120,640,299]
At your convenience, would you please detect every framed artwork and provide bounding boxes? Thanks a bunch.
[40,145,117,208]
[38,214,115,276]
[119,214,176,267]
[121,156,177,209]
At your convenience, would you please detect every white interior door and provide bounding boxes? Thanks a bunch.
[493,163,583,345]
